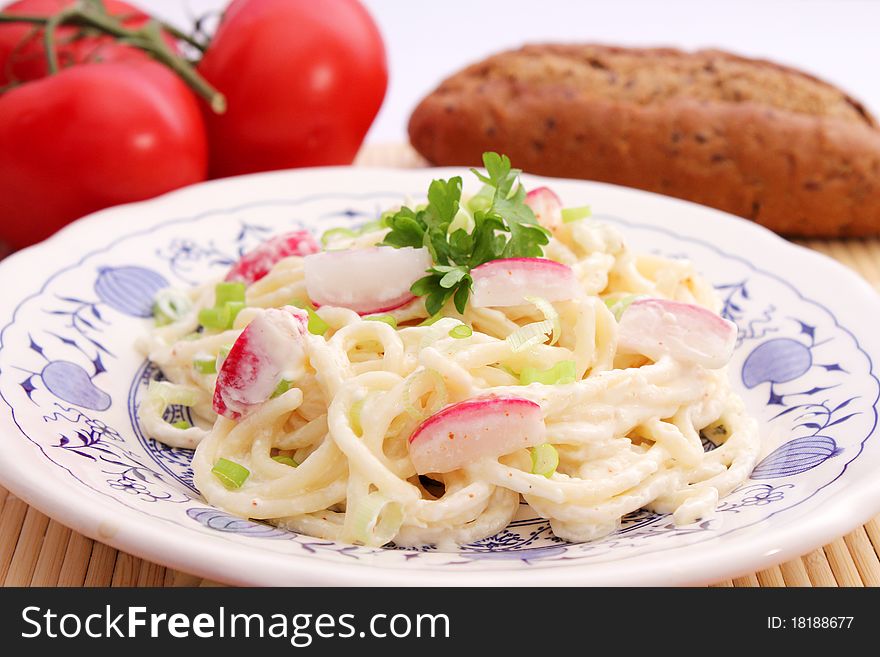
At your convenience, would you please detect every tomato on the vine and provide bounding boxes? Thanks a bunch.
[198,0,387,177]
[0,0,172,87]
[0,60,208,248]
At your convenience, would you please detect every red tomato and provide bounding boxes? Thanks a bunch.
[0,0,170,87]
[0,60,208,249]
[198,0,387,178]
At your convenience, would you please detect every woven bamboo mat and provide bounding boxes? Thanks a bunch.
[2,142,880,587]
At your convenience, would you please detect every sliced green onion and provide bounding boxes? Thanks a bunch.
[272,379,292,398]
[199,300,243,329]
[403,369,447,419]
[225,301,245,324]
[561,206,592,223]
[171,420,192,430]
[193,358,217,375]
[214,281,246,305]
[212,458,250,489]
[199,283,247,330]
[520,360,577,385]
[291,299,328,334]
[147,380,199,407]
[321,220,385,248]
[348,491,405,546]
[358,219,384,234]
[497,364,518,377]
[350,398,365,437]
[305,308,329,336]
[320,226,358,247]
[152,307,174,327]
[272,454,298,467]
[505,320,554,352]
[530,443,559,478]
[198,305,230,330]
[524,296,561,345]
[152,289,191,326]
[418,314,442,326]
[449,324,473,339]
[366,314,398,328]
[604,294,640,321]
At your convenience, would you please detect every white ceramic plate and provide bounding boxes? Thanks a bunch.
[1,167,879,586]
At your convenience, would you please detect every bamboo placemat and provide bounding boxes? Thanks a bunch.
[1,142,879,587]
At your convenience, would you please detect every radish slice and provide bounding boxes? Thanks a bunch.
[226,230,320,284]
[471,258,581,308]
[525,187,563,232]
[304,247,432,315]
[408,396,546,475]
[213,307,308,419]
[617,298,737,369]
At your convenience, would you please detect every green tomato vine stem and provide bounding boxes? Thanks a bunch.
[43,7,80,74]
[0,1,224,113]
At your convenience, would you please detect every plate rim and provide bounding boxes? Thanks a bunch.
[1,165,879,586]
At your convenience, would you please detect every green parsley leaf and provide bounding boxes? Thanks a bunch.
[383,152,551,315]
[382,208,424,248]
[426,286,455,316]
[410,276,436,297]
[471,152,517,199]
[453,283,471,314]
[436,266,468,289]
[449,228,472,255]
[426,177,462,224]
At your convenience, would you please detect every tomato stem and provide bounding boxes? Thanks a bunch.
[156,21,206,54]
[43,7,79,74]
[0,3,223,112]
[0,14,46,23]
[0,11,206,52]
[138,20,225,112]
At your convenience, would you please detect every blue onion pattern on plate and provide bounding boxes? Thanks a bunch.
[41,360,111,411]
[187,507,290,538]
[751,435,841,479]
[742,338,813,388]
[94,266,168,318]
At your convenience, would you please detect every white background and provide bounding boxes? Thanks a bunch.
[137,0,880,144]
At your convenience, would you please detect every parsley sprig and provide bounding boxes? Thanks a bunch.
[381,152,550,315]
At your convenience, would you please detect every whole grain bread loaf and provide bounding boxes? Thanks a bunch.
[408,44,880,237]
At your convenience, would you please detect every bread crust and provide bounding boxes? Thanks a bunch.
[409,44,880,237]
